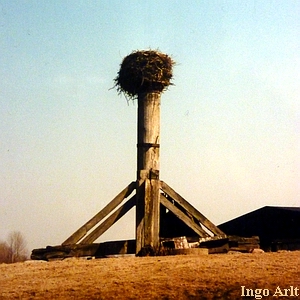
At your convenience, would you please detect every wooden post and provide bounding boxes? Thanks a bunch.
[136,92,161,255]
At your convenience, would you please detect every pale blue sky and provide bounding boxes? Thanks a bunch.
[1,1,299,251]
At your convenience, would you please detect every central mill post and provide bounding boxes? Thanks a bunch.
[136,92,161,255]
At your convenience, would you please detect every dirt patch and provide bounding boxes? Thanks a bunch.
[0,251,299,299]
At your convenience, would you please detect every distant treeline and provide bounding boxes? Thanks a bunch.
[0,231,29,264]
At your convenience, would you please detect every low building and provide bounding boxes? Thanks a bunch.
[218,206,300,252]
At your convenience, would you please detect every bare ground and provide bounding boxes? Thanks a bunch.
[0,251,299,299]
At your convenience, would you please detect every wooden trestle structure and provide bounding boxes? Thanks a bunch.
[31,92,227,261]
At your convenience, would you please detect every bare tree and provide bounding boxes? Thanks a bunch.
[7,231,29,263]
[0,241,10,263]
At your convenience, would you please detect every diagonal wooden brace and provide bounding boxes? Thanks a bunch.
[160,194,209,237]
[80,195,136,244]
[160,181,226,236]
[62,182,136,245]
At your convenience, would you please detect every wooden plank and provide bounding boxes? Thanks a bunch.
[135,179,145,255]
[199,236,229,249]
[161,236,189,249]
[160,194,210,237]
[228,246,253,253]
[31,244,101,260]
[80,195,136,244]
[62,181,136,245]
[96,240,136,256]
[31,240,136,261]
[160,181,225,236]
[143,178,160,250]
[228,236,260,244]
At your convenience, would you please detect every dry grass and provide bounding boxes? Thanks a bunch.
[0,251,299,299]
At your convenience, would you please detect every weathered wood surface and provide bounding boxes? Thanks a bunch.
[137,92,161,172]
[160,181,225,236]
[228,236,260,244]
[31,244,100,261]
[62,181,136,245]
[227,235,260,252]
[161,236,190,249]
[142,178,160,251]
[136,179,145,255]
[80,195,136,244]
[31,240,136,261]
[97,240,136,256]
[136,92,161,255]
[160,194,209,237]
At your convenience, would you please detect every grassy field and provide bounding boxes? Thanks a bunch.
[0,251,299,299]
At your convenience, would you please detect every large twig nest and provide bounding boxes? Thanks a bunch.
[114,50,175,100]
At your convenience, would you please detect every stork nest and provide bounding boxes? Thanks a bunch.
[114,50,175,100]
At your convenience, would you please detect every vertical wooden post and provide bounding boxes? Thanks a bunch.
[136,92,161,255]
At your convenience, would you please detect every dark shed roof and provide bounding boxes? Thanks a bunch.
[218,206,300,247]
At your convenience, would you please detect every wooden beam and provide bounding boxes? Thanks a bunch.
[144,178,160,249]
[137,92,161,172]
[62,181,136,245]
[160,181,225,236]
[80,195,136,244]
[136,92,161,255]
[31,244,101,261]
[96,240,136,256]
[31,240,136,261]
[135,179,145,255]
[160,194,210,238]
